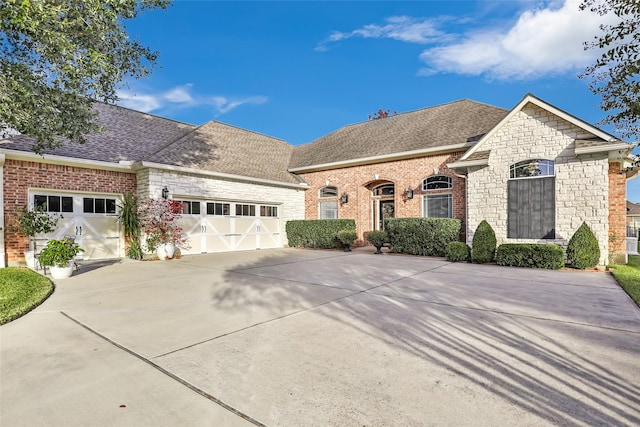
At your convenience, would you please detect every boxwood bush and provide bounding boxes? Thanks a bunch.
[445,241,470,262]
[496,244,564,269]
[472,220,496,263]
[566,222,600,269]
[385,217,461,256]
[286,219,356,249]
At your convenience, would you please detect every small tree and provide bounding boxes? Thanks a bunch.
[567,222,601,269]
[472,220,497,264]
[13,205,60,253]
[368,109,398,120]
[138,198,186,253]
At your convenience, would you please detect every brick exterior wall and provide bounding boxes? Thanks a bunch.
[466,104,616,266]
[608,162,627,263]
[298,152,466,244]
[3,159,136,263]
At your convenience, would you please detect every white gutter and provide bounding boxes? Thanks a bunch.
[289,143,474,173]
[574,142,632,156]
[136,161,310,189]
[0,149,135,172]
[446,158,489,169]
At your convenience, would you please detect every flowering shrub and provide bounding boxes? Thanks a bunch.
[138,199,186,252]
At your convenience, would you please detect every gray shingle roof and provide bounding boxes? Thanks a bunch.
[0,103,196,163]
[289,99,509,170]
[146,120,301,185]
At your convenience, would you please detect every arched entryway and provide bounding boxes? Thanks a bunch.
[370,182,395,230]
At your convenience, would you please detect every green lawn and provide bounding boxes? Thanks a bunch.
[608,255,640,308]
[0,268,53,325]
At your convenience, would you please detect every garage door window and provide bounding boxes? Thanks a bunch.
[260,205,278,217]
[83,197,117,214]
[207,202,230,216]
[35,195,73,213]
[236,204,256,216]
[177,200,201,215]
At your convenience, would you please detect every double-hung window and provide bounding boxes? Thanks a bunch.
[318,186,338,219]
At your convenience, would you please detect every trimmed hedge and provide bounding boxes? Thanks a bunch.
[385,217,461,256]
[472,220,496,264]
[286,219,356,249]
[496,244,564,270]
[445,241,470,262]
[566,222,600,269]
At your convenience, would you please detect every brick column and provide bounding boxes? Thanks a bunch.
[608,162,627,264]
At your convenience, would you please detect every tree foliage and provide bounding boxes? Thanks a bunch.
[0,0,170,153]
[580,0,640,139]
[368,109,398,120]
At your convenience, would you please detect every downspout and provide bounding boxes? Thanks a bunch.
[0,153,5,268]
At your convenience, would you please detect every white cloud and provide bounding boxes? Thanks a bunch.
[419,0,619,80]
[315,16,450,51]
[117,85,268,116]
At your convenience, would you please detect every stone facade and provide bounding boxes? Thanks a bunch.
[466,104,621,265]
[3,159,136,264]
[298,152,466,244]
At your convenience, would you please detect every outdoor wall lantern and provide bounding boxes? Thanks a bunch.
[161,186,170,199]
[341,192,349,204]
[404,187,414,200]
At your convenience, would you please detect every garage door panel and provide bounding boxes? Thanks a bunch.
[179,217,203,255]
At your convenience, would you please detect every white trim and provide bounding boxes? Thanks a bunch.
[0,148,134,172]
[289,143,473,173]
[136,161,309,189]
[460,94,621,162]
[575,142,631,155]
[446,158,489,169]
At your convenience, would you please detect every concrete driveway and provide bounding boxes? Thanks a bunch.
[1,248,639,426]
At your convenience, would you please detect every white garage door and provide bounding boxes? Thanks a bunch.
[30,191,121,260]
[176,200,281,255]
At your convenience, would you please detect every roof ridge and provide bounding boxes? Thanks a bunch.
[198,119,288,143]
[102,101,196,127]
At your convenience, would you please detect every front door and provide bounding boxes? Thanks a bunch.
[379,200,395,230]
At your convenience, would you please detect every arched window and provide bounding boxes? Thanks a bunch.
[510,159,554,179]
[372,184,394,197]
[319,186,338,198]
[508,159,555,239]
[318,186,338,219]
[422,175,452,191]
[422,175,453,218]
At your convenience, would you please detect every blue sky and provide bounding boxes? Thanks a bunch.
[117,0,640,201]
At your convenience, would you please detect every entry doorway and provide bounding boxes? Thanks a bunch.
[371,183,395,230]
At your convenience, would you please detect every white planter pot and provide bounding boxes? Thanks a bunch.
[156,243,176,260]
[24,250,37,269]
[50,263,73,280]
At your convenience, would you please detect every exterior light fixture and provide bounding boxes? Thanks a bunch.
[341,192,349,204]
[404,187,414,200]
[161,186,170,199]
[433,167,439,175]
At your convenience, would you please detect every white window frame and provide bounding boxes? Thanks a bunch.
[423,194,453,218]
[319,200,338,219]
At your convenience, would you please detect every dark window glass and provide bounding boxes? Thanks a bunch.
[34,195,47,210]
[83,198,94,213]
[62,197,73,213]
[106,199,116,214]
[507,177,555,239]
[423,176,452,191]
[95,199,106,214]
[319,186,338,198]
[373,184,394,196]
[48,196,61,212]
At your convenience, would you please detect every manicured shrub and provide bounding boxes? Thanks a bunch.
[471,220,496,264]
[496,244,564,269]
[566,222,600,269]
[286,219,356,249]
[336,229,357,245]
[365,230,388,245]
[385,218,461,256]
[445,241,470,262]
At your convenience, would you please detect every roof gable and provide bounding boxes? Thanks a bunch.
[289,100,508,170]
[459,93,621,162]
[146,120,301,185]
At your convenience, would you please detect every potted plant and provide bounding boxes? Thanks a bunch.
[365,230,388,254]
[138,198,186,260]
[38,238,84,279]
[13,205,60,268]
[336,229,358,252]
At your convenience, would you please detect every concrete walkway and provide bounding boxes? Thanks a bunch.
[1,248,639,426]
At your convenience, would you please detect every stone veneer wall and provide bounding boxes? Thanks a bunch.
[297,152,466,244]
[3,159,137,264]
[466,104,614,266]
[139,169,306,246]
